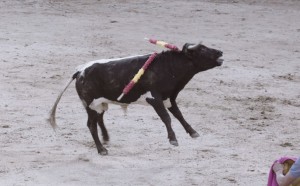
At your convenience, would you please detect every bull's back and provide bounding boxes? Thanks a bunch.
[75,54,151,103]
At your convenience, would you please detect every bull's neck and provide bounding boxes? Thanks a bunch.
[158,50,195,71]
[157,50,198,81]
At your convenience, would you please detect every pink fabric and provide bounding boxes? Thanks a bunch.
[165,43,179,51]
[148,38,157,44]
[122,53,157,96]
[123,81,135,95]
[142,53,157,69]
[268,157,297,186]
[147,38,180,51]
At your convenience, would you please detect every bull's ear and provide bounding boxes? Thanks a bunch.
[182,43,196,58]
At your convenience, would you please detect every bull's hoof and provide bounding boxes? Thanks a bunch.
[98,148,108,156]
[103,136,109,142]
[190,132,200,138]
[103,138,109,145]
[170,140,179,146]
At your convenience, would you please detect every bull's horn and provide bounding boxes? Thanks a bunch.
[187,44,198,50]
[187,42,203,50]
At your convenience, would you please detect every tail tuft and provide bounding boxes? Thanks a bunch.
[48,73,78,130]
[48,106,58,131]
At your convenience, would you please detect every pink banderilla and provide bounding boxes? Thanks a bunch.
[145,38,180,51]
[117,52,158,101]
[117,38,180,101]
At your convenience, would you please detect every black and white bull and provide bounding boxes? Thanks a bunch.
[49,43,223,155]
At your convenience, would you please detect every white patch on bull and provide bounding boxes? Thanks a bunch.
[89,92,172,114]
[89,98,115,114]
[76,54,149,77]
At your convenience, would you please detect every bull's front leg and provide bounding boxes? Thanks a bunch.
[168,100,200,138]
[146,96,178,146]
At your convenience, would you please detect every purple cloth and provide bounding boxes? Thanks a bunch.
[267,157,297,186]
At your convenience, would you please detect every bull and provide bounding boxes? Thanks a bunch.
[49,43,223,155]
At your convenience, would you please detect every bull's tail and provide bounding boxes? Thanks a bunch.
[48,71,80,130]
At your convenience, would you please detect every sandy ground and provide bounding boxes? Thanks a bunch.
[0,0,299,185]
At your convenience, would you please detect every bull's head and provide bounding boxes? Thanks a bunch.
[182,43,223,71]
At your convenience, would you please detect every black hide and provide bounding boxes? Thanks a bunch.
[72,43,223,155]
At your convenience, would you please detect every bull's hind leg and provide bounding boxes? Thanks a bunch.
[97,112,109,143]
[86,108,108,155]
[168,100,200,138]
[146,92,178,146]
